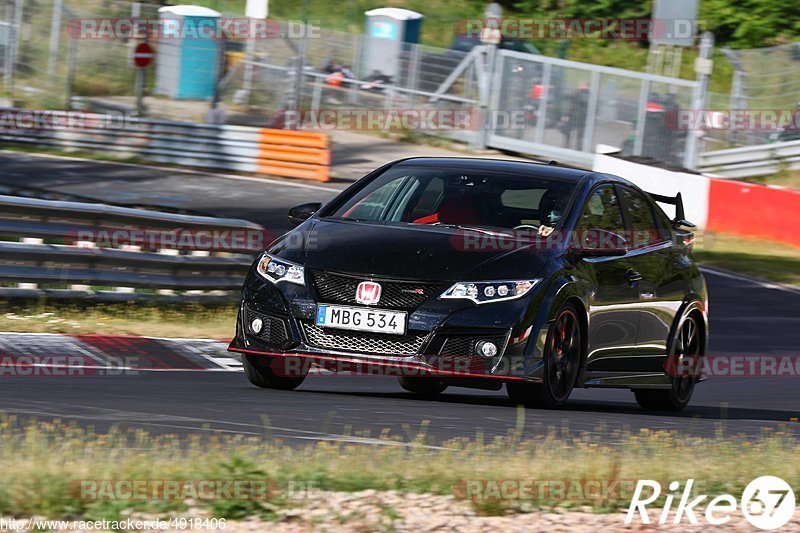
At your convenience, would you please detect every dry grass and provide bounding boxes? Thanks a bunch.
[0,417,797,520]
[0,303,236,339]
[694,231,800,287]
[742,169,800,190]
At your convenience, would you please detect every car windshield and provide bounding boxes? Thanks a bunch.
[324,167,576,231]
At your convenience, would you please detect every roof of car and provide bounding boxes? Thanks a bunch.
[392,157,597,181]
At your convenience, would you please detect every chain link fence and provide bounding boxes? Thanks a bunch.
[215,22,478,131]
[487,51,699,168]
[1,3,705,169]
[714,42,800,148]
[0,0,153,108]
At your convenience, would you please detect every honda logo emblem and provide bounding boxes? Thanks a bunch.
[355,281,382,305]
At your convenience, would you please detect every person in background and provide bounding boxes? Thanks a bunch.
[559,80,590,150]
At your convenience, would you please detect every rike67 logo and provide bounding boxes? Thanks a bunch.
[626,476,796,530]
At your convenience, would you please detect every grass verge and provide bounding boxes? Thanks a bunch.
[695,232,800,287]
[0,418,797,520]
[0,302,236,339]
[742,169,800,191]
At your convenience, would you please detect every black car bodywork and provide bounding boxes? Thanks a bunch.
[229,158,708,410]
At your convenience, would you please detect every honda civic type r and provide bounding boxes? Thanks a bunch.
[228,158,708,410]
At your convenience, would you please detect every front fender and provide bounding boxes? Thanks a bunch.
[519,270,591,380]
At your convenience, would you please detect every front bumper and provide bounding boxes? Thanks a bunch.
[227,268,548,381]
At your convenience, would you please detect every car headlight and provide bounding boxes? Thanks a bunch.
[439,280,541,304]
[256,254,305,285]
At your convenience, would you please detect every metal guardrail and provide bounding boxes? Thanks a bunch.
[698,139,800,178]
[0,112,331,182]
[0,195,264,302]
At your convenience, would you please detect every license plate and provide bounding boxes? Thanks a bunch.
[315,305,407,335]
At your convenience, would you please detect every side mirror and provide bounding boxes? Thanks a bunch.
[568,228,629,257]
[288,202,322,227]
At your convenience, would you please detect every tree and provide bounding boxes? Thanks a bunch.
[699,0,800,48]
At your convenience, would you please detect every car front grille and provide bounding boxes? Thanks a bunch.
[310,270,442,311]
[301,321,428,356]
[438,334,510,358]
[439,336,479,357]
[245,308,290,347]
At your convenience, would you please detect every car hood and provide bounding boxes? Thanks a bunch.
[270,219,553,282]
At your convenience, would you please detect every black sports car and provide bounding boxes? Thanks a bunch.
[229,158,708,411]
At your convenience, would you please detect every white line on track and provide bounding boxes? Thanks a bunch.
[700,266,800,295]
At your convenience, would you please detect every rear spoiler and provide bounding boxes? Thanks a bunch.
[648,192,696,229]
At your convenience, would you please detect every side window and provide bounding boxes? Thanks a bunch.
[341,176,409,220]
[653,203,674,241]
[619,187,663,248]
[578,185,625,235]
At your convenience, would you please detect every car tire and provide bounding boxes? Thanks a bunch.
[633,314,702,412]
[398,376,448,397]
[242,354,307,390]
[506,303,582,409]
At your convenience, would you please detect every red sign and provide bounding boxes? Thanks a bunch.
[132,42,154,68]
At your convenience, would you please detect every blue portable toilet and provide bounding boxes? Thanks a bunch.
[155,5,222,99]
[363,8,423,79]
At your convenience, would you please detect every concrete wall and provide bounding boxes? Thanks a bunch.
[593,155,710,229]
[593,155,800,248]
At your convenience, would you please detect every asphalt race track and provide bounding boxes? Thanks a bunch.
[0,151,344,229]
[0,152,798,444]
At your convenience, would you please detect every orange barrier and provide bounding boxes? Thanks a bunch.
[707,179,800,247]
[256,129,331,182]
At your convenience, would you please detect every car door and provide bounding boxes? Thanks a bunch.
[617,185,681,372]
[575,185,643,374]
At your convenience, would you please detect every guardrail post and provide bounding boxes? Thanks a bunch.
[18,235,41,290]
[157,247,179,297]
